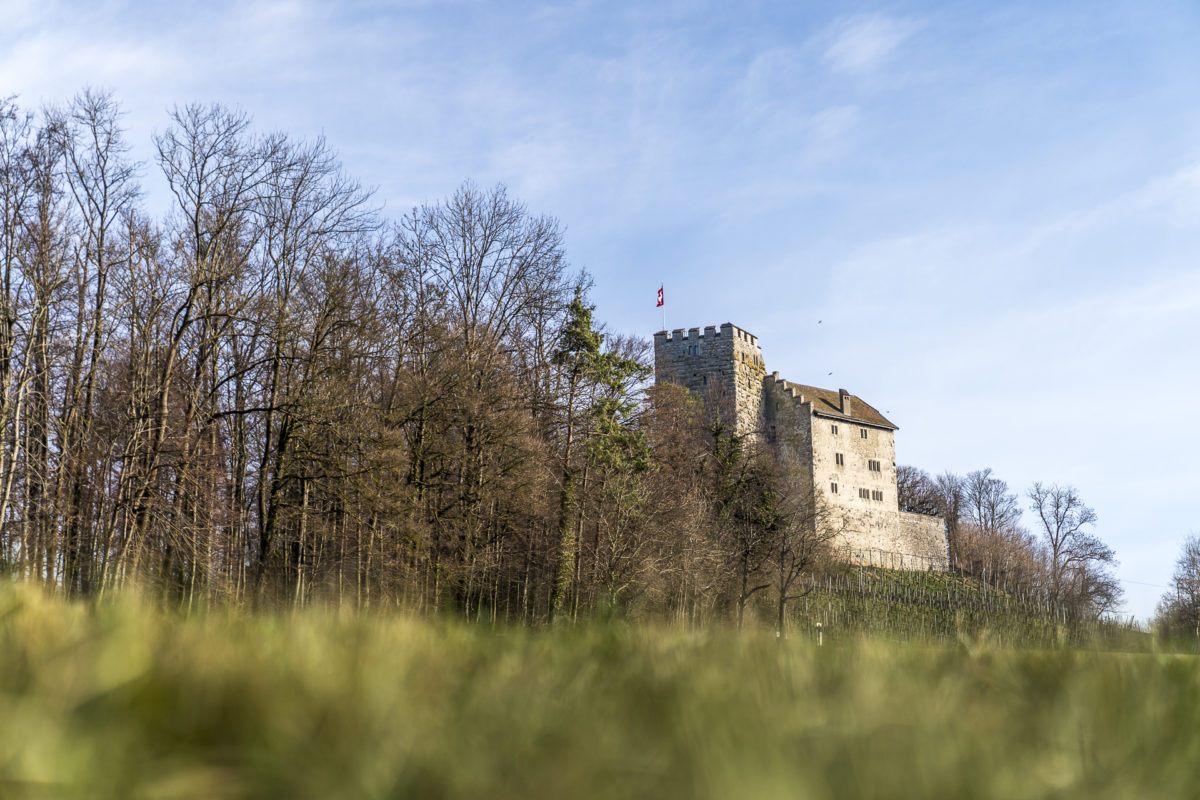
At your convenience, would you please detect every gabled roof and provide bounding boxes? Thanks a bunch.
[778,381,897,430]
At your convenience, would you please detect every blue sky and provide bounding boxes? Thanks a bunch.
[4,0,1200,619]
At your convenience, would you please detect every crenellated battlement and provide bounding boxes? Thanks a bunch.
[765,372,811,408]
[654,321,759,345]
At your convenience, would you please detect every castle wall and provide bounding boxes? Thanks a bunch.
[833,512,948,571]
[895,512,950,569]
[763,375,813,488]
[812,416,896,519]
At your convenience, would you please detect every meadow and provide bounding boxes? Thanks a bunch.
[1,581,1197,799]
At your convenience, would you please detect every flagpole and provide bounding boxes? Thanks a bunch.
[660,284,666,332]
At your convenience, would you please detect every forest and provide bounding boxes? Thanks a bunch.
[2,90,1184,636]
[0,89,774,621]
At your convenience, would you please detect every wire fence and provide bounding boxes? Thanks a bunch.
[786,565,1141,649]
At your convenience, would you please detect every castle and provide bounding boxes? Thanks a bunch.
[654,323,948,571]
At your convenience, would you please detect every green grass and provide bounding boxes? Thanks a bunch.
[1,581,1197,799]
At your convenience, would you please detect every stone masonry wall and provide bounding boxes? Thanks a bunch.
[654,323,766,435]
[895,512,950,569]
[810,412,895,522]
[832,509,948,571]
[763,374,813,488]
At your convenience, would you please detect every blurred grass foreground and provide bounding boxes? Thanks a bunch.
[1,582,1198,799]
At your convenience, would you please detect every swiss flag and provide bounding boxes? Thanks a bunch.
[656,286,664,307]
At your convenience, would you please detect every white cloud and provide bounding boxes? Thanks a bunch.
[820,13,921,76]
[0,32,180,96]
[741,47,804,108]
[808,104,859,144]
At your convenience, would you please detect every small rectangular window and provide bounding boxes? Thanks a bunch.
[831,424,839,435]
[860,428,868,439]
[830,482,838,494]
[872,490,884,501]
[868,459,880,472]
[835,453,844,466]
[859,488,869,499]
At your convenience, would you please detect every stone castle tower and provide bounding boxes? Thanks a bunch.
[654,322,948,571]
[653,323,766,434]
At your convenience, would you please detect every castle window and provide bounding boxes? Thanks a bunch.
[872,490,884,501]
[868,459,880,472]
[831,482,838,494]
[860,428,868,439]
[831,424,839,435]
[858,488,870,499]
[835,453,844,466]
[702,375,707,385]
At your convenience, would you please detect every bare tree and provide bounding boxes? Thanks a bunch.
[11,113,72,587]
[963,468,1020,536]
[52,88,140,595]
[708,430,779,630]
[896,465,941,515]
[1028,482,1121,615]
[0,96,36,573]
[921,467,1042,589]
[1156,534,1200,647]
[934,471,964,567]
[389,182,571,617]
[771,482,837,638]
[640,383,722,626]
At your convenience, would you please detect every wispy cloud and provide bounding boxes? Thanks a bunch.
[820,13,921,76]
